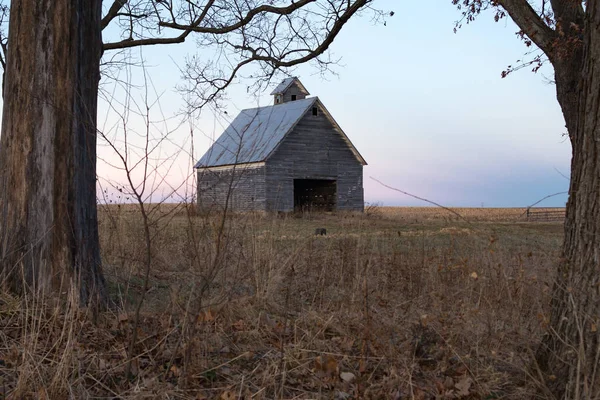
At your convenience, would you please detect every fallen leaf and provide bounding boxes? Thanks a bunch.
[197,309,215,323]
[455,376,472,396]
[470,272,478,280]
[315,355,338,379]
[169,364,180,377]
[413,387,426,400]
[341,337,355,351]
[359,358,366,374]
[232,319,246,331]
[434,378,444,393]
[340,371,356,383]
[220,390,235,400]
[443,376,454,389]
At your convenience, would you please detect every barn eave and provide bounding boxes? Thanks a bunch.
[315,99,368,166]
[195,161,266,171]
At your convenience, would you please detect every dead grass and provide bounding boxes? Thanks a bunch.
[0,206,563,399]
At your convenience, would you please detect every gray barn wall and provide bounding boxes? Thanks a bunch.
[265,107,364,212]
[197,165,266,211]
[281,82,307,103]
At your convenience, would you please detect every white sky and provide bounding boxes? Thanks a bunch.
[61,1,575,207]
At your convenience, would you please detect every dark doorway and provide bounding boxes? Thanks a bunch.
[294,179,337,212]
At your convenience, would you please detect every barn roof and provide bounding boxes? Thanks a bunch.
[195,97,366,168]
[195,98,316,168]
[269,77,310,95]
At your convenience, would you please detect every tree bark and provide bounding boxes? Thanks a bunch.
[0,0,106,305]
[537,4,600,398]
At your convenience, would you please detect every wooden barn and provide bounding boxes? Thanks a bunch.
[195,77,366,212]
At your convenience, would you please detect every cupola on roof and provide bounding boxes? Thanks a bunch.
[270,77,310,105]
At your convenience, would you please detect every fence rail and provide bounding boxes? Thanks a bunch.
[526,208,565,222]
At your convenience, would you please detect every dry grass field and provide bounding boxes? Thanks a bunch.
[0,205,565,399]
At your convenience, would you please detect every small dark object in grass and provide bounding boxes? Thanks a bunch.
[315,228,327,236]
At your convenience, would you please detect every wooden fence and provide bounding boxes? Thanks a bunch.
[526,208,566,222]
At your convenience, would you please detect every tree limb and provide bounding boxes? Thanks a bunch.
[103,33,190,50]
[245,0,366,68]
[102,0,318,51]
[101,0,128,30]
[181,0,371,109]
[498,0,558,56]
[159,0,315,34]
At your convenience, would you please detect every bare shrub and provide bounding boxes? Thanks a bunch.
[364,201,383,217]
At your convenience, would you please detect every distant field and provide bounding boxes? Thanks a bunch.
[3,205,565,399]
[379,206,564,222]
[99,203,565,221]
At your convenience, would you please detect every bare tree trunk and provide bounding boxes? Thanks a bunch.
[0,0,106,305]
[538,5,600,398]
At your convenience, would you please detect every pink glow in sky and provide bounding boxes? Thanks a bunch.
[92,0,570,208]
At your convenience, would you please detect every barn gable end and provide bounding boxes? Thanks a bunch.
[265,101,364,212]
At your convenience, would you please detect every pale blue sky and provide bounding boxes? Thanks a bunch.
[96,0,570,207]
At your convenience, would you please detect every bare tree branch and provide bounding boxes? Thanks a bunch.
[103,33,191,50]
[0,1,376,104]
[96,0,374,108]
[498,0,558,56]
[101,0,128,30]
[158,0,315,34]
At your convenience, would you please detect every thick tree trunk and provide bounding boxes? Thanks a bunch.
[538,4,600,398]
[0,0,106,305]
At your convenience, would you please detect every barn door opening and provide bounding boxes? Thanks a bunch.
[293,179,337,212]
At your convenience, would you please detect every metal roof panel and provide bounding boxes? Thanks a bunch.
[194,98,317,168]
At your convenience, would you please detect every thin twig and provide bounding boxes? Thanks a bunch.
[370,177,472,225]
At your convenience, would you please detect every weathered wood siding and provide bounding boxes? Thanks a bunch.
[281,81,307,103]
[265,107,364,212]
[197,165,266,211]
